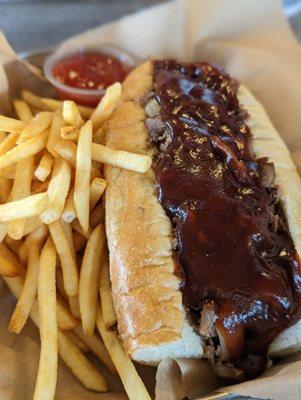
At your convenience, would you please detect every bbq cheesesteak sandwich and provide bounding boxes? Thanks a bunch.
[104,59,301,380]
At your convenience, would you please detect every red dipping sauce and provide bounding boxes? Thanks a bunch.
[44,49,134,107]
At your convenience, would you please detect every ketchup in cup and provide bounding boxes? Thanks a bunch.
[44,46,135,107]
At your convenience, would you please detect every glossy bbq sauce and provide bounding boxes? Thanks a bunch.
[151,60,301,378]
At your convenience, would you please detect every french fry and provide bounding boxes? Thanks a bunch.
[0,177,12,203]
[0,222,7,244]
[60,126,79,142]
[74,326,116,374]
[0,132,18,156]
[53,139,99,178]
[47,112,65,157]
[39,158,71,224]
[0,164,16,179]
[22,90,50,111]
[65,330,89,352]
[68,295,81,319]
[99,254,117,328]
[74,120,92,233]
[23,216,44,236]
[97,310,151,400]
[0,131,6,144]
[92,143,152,173]
[57,295,79,331]
[0,242,22,276]
[49,219,78,296]
[4,275,104,391]
[57,330,108,392]
[63,100,84,128]
[17,112,52,144]
[73,231,86,253]
[8,156,35,239]
[34,237,58,400]
[34,150,54,182]
[90,178,107,209]
[13,100,33,122]
[42,97,93,119]
[0,130,48,169]
[5,236,23,254]
[0,115,26,133]
[62,187,77,223]
[91,82,121,130]
[18,241,28,265]
[72,219,91,239]
[56,267,68,301]
[53,139,77,167]
[0,192,48,222]
[8,225,47,333]
[79,224,105,335]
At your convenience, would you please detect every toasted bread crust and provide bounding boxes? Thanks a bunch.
[105,61,186,356]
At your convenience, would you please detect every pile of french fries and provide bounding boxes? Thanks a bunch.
[0,84,152,400]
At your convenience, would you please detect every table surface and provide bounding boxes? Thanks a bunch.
[0,0,300,52]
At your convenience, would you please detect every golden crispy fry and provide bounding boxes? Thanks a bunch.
[79,224,106,335]
[17,112,52,144]
[73,231,86,253]
[91,82,121,130]
[0,132,18,157]
[90,178,107,209]
[0,192,48,222]
[62,186,77,223]
[69,295,81,319]
[23,216,44,236]
[47,113,65,157]
[74,120,92,233]
[8,225,47,333]
[0,177,12,203]
[0,164,16,179]
[5,236,23,254]
[57,295,79,331]
[0,222,7,244]
[90,202,105,228]
[65,330,89,352]
[49,219,78,296]
[0,242,22,276]
[53,139,77,167]
[13,100,33,122]
[22,90,50,111]
[92,143,152,173]
[56,267,67,301]
[63,101,84,129]
[34,237,58,400]
[60,126,79,142]
[97,310,151,400]
[39,158,71,224]
[8,156,35,239]
[0,115,26,133]
[74,326,116,374]
[0,130,48,169]
[34,150,54,182]
[4,275,104,391]
[99,254,117,328]
[58,330,108,392]
[0,131,6,144]
[18,241,28,265]
[71,219,91,239]
[42,97,93,119]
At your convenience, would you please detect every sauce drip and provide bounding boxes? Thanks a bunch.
[152,60,301,378]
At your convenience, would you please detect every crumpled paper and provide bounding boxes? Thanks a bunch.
[1,0,301,399]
